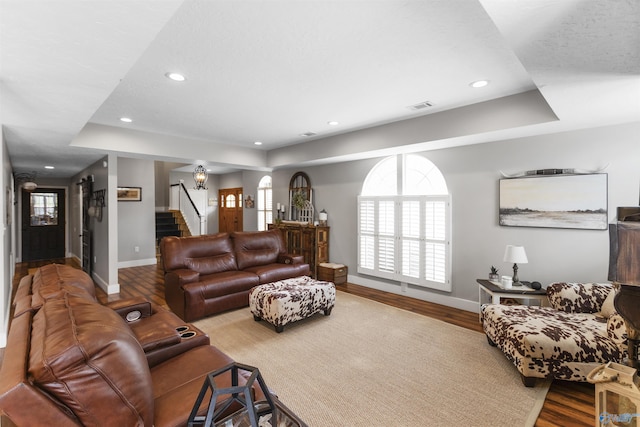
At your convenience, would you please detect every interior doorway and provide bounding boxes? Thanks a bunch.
[21,188,66,261]
[218,187,243,233]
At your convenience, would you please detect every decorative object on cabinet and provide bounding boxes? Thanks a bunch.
[319,209,328,226]
[289,172,312,221]
[499,173,608,230]
[269,222,328,278]
[298,200,314,224]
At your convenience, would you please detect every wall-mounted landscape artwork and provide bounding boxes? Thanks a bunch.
[499,173,608,230]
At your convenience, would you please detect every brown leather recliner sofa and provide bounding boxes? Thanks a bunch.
[0,264,263,426]
[160,229,310,322]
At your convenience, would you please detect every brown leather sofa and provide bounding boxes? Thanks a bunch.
[160,229,310,321]
[0,264,263,426]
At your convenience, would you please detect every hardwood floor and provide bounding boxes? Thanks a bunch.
[9,260,595,426]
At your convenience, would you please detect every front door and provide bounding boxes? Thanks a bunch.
[22,188,66,261]
[218,187,243,233]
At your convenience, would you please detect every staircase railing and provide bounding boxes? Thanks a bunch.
[169,182,206,236]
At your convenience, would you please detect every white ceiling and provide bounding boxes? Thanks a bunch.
[2,0,639,179]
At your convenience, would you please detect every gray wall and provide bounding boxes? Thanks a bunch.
[118,157,156,266]
[274,122,640,311]
[241,170,271,231]
[155,161,188,211]
[0,132,13,346]
[70,156,116,292]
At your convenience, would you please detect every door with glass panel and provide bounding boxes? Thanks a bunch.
[218,187,243,233]
[22,188,66,261]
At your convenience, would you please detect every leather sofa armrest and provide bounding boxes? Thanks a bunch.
[166,269,200,285]
[105,296,152,321]
[277,254,304,265]
[129,317,181,353]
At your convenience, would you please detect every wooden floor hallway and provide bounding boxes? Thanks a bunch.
[9,259,595,427]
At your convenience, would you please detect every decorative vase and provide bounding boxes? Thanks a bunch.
[489,274,499,281]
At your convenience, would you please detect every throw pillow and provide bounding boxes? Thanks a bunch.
[600,289,617,318]
[607,313,627,348]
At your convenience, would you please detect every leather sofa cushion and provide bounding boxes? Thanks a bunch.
[29,292,154,427]
[186,271,259,300]
[232,229,285,270]
[185,253,237,275]
[243,263,310,284]
[31,263,97,310]
[161,233,237,273]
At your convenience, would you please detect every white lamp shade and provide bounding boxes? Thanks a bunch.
[503,245,528,264]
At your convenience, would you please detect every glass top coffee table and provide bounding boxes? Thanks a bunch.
[214,396,308,427]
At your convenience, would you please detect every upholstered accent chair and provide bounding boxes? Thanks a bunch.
[481,282,627,386]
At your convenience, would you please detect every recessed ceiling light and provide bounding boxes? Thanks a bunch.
[327,121,339,126]
[300,132,317,137]
[120,117,133,123]
[165,72,186,82]
[254,141,263,146]
[470,80,489,88]
[44,165,54,169]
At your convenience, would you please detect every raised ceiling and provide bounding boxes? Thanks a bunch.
[2,0,639,179]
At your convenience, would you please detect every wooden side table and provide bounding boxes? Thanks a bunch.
[318,263,347,285]
[477,279,547,318]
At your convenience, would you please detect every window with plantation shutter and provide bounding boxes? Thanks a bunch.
[358,155,451,292]
[257,176,272,231]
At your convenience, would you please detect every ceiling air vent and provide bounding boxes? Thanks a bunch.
[300,132,317,137]
[408,101,434,111]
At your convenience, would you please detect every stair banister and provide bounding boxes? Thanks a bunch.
[169,182,206,236]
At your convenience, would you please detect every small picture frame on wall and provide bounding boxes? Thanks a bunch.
[117,186,142,202]
[244,195,255,208]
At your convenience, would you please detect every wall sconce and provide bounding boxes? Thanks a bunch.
[193,165,208,190]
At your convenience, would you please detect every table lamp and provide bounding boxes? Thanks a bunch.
[503,245,528,285]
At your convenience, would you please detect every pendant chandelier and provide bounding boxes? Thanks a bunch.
[193,165,208,190]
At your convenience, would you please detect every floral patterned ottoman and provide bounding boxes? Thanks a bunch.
[249,276,336,333]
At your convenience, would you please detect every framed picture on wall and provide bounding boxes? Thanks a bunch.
[117,186,142,202]
[499,173,608,230]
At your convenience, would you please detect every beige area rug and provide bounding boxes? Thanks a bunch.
[194,292,550,427]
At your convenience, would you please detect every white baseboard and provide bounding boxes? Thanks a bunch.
[347,274,478,313]
[118,258,157,269]
[92,271,120,295]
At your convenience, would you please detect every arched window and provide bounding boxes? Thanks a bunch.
[358,154,451,291]
[257,175,272,231]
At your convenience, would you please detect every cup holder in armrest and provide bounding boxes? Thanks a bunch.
[180,331,197,339]
[176,325,190,333]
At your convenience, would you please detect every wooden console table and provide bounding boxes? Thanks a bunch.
[268,223,329,278]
